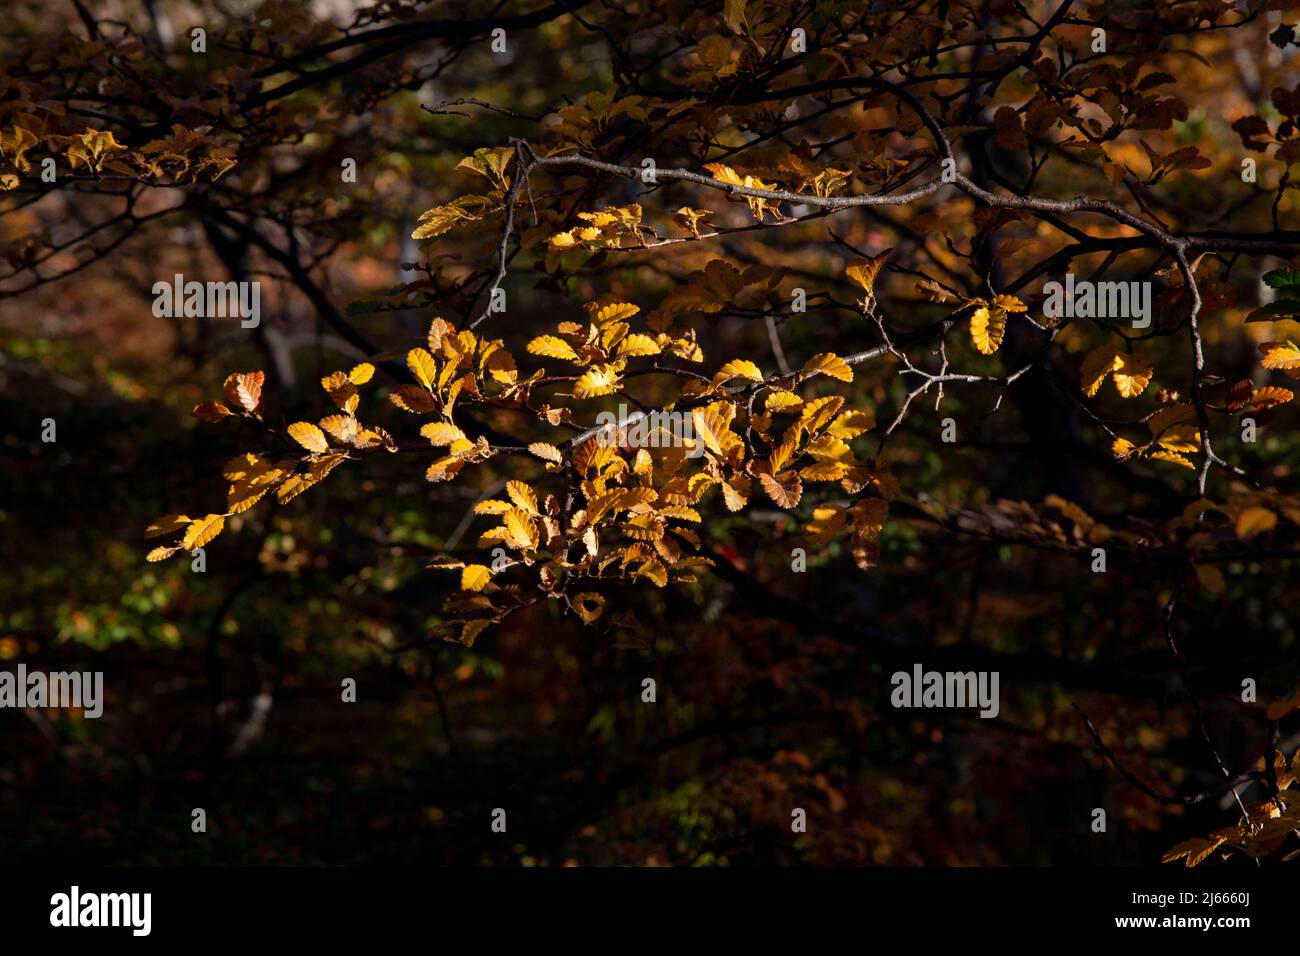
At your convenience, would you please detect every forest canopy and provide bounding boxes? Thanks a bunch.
[3,0,1300,867]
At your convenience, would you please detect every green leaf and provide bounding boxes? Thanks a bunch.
[1262,268,1300,291]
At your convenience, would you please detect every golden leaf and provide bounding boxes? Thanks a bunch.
[1112,352,1153,398]
[349,362,375,384]
[146,514,191,538]
[615,333,660,358]
[181,514,225,550]
[714,358,763,385]
[503,509,538,550]
[573,592,606,624]
[691,402,740,457]
[528,442,563,463]
[389,385,440,413]
[992,293,1027,312]
[1236,507,1277,540]
[1247,386,1294,411]
[461,564,492,592]
[969,306,1006,355]
[797,395,845,435]
[802,352,853,382]
[420,421,467,446]
[320,371,359,413]
[765,390,803,413]
[506,480,539,515]
[594,302,639,325]
[759,470,803,508]
[288,422,329,453]
[806,504,847,544]
[827,410,875,439]
[318,414,358,445]
[1149,449,1194,469]
[575,364,622,398]
[222,371,264,414]
[527,335,580,361]
[1259,341,1300,370]
[845,249,891,296]
[801,461,850,481]
[721,476,750,511]
[407,347,437,390]
[193,400,233,422]
[1081,347,1120,397]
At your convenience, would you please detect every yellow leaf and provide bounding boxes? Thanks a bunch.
[318,414,358,444]
[803,352,853,382]
[714,358,763,384]
[594,302,639,325]
[461,564,492,592]
[320,371,359,413]
[765,390,803,413]
[503,509,538,550]
[506,480,539,515]
[288,422,329,453]
[1112,353,1153,398]
[573,592,606,624]
[1149,449,1194,469]
[797,395,845,435]
[146,546,180,563]
[181,514,225,550]
[616,333,660,358]
[806,504,847,544]
[845,249,891,296]
[407,348,437,390]
[1112,436,1138,460]
[222,371,265,414]
[527,335,580,361]
[1081,347,1120,397]
[801,461,850,481]
[420,421,467,446]
[575,364,621,398]
[146,514,191,538]
[528,442,563,463]
[349,362,375,384]
[703,162,744,186]
[1236,507,1277,540]
[969,306,1006,355]
[1259,341,1300,370]
[806,434,853,463]
[828,410,875,439]
[691,402,740,457]
[410,197,487,239]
